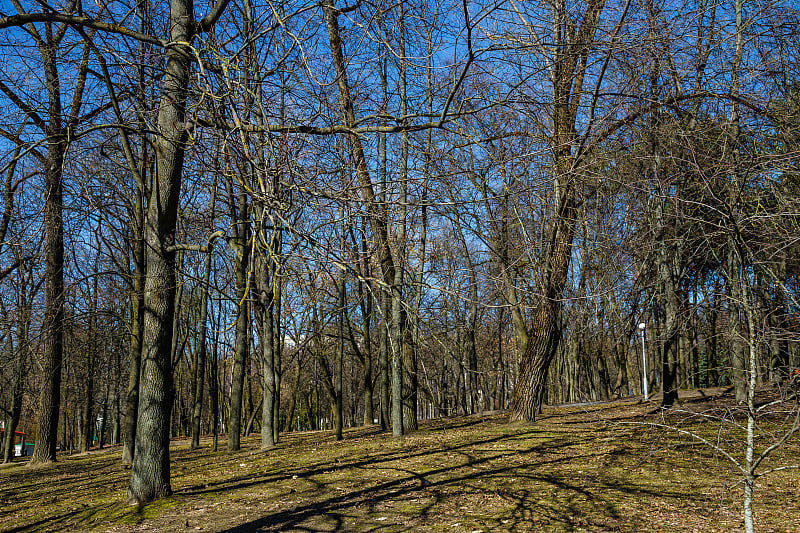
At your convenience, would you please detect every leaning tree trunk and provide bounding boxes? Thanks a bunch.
[509,0,605,422]
[323,0,398,433]
[509,176,578,421]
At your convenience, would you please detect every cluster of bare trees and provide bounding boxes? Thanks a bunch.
[0,0,798,524]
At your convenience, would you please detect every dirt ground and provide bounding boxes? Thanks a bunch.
[2,390,798,532]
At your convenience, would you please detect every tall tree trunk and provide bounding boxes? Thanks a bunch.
[454,221,479,414]
[357,265,375,425]
[210,309,221,452]
[394,0,412,434]
[123,169,145,465]
[726,0,747,404]
[509,0,605,421]
[655,199,681,408]
[272,239,282,444]
[2,2,91,466]
[499,192,529,356]
[32,40,66,464]
[402,310,418,430]
[191,186,216,449]
[379,292,390,430]
[376,31,390,433]
[227,190,250,451]
[323,0,398,432]
[255,251,276,450]
[335,265,345,440]
[127,0,198,502]
[122,0,150,467]
[509,181,578,420]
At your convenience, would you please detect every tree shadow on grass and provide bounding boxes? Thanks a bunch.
[3,508,86,533]
[178,425,520,498]
[207,430,694,532]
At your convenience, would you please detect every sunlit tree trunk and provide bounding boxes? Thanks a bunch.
[32,25,91,463]
[227,172,250,452]
[128,0,213,502]
[510,0,605,421]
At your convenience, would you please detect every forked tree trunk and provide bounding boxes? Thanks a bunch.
[509,0,605,421]
[510,181,578,421]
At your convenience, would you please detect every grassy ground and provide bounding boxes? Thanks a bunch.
[1,392,798,532]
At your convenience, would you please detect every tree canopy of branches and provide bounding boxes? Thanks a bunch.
[1,0,798,527]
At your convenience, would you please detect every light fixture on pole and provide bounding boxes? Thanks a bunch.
[638,322,648,400]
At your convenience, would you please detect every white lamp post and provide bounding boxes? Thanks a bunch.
[638,322,648,400]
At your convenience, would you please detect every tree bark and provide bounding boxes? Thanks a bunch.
[255,249,276,450]
[509,179,578,420]
[122,179,145,465]
[227,187,250,451]
[379,292,390,430]
[32,35,67,464]
[128,0,200,502]
[656,209,681,408]
[726,0,747,404]
[335,267,345,440]
[509,0,605,421]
